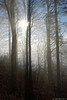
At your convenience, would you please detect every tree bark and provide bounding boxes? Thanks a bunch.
[10,0,17,93]
[54,0,61,95]
[46,0,52,85]
[4,0,17,93]
[9,22,11,65]
[25,0,33,100]
[46,0,53,97]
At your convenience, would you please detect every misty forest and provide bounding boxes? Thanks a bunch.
[0,0,67,100]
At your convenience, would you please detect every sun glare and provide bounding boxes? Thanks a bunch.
[18,19,28,31]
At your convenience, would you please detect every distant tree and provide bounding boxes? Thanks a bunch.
[8,21,11,65]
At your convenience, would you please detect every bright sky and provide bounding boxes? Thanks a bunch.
[0,0,67,66]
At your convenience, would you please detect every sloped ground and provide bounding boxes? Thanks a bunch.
[0,58,67,100]
[0,61,25,100]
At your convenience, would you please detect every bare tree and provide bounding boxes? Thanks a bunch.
[4,0,17,92]
[25,0,35,100]
[54,0,61,95]
[46,0,52,86]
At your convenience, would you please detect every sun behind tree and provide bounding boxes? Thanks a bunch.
[18,19,28,32]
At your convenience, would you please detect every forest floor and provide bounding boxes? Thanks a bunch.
[0,60,67,100]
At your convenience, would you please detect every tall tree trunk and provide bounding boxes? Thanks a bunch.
[10,0,17,93]
[25,27,29,100]
[54,0,61,95]
[38,33,40,76]
[46,0,52,97]
[28,0,33,99]
[46,0,52,84]
[9,22,11,65]
[4,0,17,93]
[25,0,33,100]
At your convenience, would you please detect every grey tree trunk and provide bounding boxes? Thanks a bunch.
[25,27,29,100]
[46,0,53,97]
[54,0,61,95]
[4,0,17,93]
[10,0,17,92]
[25,0,33,100]
[46,0,52,84]
[9,22,11,65]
